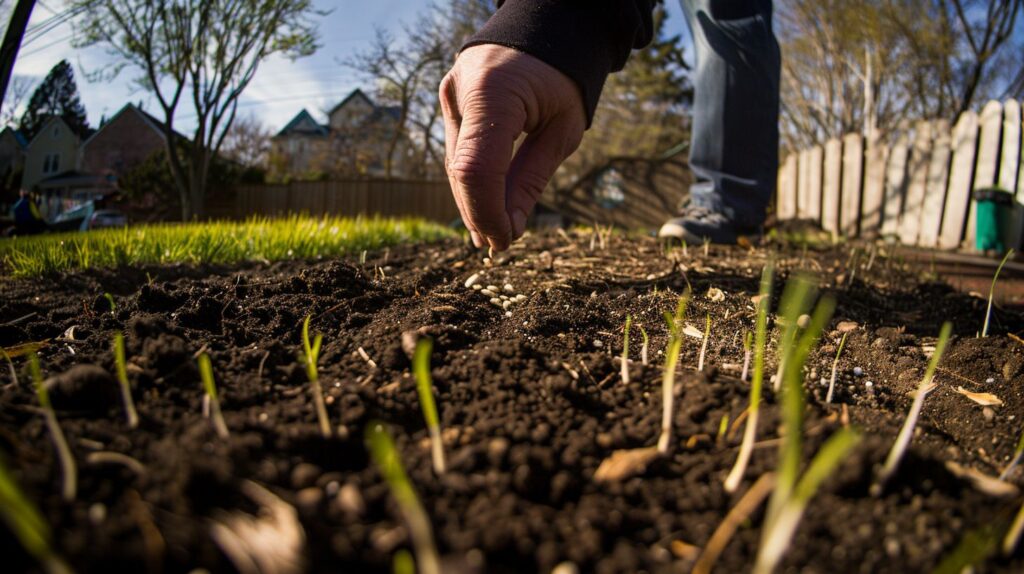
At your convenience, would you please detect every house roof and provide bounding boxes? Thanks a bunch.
[1,126,28,148]
[24,116,77,149]
[81,103,188,149]
[327,88,401,122]
[274,108,329,138]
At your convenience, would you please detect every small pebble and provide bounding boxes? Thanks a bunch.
[486,285,499,292]
[472,284,482,291]
[983,407,995,422]
[481,288,496,297]
[503,283,514,292]
[500,295,509,301]
[797,314,811,328]
[502,300,512,310]
[88,503,107,526]
[515,294,527,302]
[985,377,995,384]
[594,340,604,348]
[865,381,874,388]
[490,298,502,306]
[853,367,864,377]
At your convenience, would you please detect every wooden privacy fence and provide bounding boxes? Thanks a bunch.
[777,99,1024,251]
[233,179,460,223]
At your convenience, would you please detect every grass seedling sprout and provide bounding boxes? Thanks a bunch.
[697,313,711,371]
[639,325,649,366]
[826,331,850,404]
[771,276,815,392]
[752,277,861,574]
[0,456,71,574]
[393,549,414,574]
[113,333,139,428]
[28,353,76,502]
[413,338,445,475]
[741,331,752,382]
[724,263,773,493]
[365,421,441,574]
[301,315,331,438]
[103,292,115,316]
[198,353,230,439]
[982,248,1014,337]
[658,290,691,454]
[875,321,953,491]
[621,315,632,384]
[1004,498,1024,556]
[999,425,1024,480]
[2,348,17,387]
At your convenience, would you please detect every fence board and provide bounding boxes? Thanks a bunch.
[1017,101,1024,250]
[777,154,797,219]
[1000,99,1022,250]
[822,138,842,234]
[881,132,910,236]
[841,133,864,236]
[900,121,933,245]
[966,100,1005,249]
[939,111,980,249]
[806,145,823,223]
[797,149,810,218]
[861,131,887,236]
[920,119,952,247]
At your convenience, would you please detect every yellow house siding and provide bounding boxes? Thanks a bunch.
[21,118,81,190]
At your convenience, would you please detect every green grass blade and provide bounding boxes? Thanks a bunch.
[982,248,1013,337]
[365,422,441,574]
[413,338,446,475]
[724,262,774,492]
[113,333,139,429]
[658,290,691,454]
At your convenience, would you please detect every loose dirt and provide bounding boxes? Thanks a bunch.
[1,231,1023,573]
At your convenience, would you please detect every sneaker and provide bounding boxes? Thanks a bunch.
[657,206,753,244]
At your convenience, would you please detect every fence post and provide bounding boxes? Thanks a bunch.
[965,100,1005,249]
[777,154,798,219]
[881,131,910,237]
[999,99,1022,250]
[861,130,887,236]
[822,138,842,235]
[919,119,952,247]
[841,133,864,236]
[939,110,979,249]
[900,120,933,246]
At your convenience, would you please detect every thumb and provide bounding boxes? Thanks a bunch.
[505,114,584,239]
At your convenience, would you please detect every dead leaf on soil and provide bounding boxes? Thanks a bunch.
[706,287,725,302]
[954,386,1003,406]
[836,321,859,333]
[683,324,704,339]
[1,340,50,358]
[1008,333,1024,347]
[945,461,1019,498]
[210,480,306,574]
[593,447,660,482]
[751,294,766,306]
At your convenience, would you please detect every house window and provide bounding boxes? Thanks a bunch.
[53,126,60,138]
[43,153,60,174]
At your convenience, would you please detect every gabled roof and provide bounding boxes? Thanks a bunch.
[24,116,77,149]
[327,89,375,118]
[1,126,28,148]
[81,103,189,148]
[275,109,329,138]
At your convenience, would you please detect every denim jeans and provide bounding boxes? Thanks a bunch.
[680,0,780,228]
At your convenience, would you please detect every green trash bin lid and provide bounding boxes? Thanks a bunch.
[973,187,1014,204]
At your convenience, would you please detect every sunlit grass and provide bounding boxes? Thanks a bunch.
[0,215,455,277]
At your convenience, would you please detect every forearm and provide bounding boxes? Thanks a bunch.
[462,0,655,126]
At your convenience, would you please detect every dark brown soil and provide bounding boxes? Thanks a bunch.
[2,231,1024,574]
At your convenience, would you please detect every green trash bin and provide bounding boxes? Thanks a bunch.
[973,187,1014,252]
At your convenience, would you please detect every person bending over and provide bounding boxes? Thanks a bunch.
[440,0,780,251]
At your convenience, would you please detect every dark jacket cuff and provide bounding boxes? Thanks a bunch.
[462,0,654,127]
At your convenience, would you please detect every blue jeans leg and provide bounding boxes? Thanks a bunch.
[680,0,781,228]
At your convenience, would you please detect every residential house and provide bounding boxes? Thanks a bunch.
[21,116,83,192]
[0,126,27,204]
[80,103,169,179]
[271,88,411,179]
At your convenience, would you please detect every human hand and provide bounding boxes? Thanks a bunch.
[440,44,586,251]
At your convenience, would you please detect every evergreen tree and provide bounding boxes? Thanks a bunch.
[18,60,90,141]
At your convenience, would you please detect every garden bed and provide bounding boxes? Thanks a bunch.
[1,231,1023,573]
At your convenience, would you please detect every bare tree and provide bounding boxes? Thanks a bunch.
[72,0,321,219]
[344,27,444,178]
[220,113,272,169]
[0,74,32,128]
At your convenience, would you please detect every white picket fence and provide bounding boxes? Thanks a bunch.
[777,99,1023,251]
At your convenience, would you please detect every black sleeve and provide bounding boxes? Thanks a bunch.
[462,0,656,127]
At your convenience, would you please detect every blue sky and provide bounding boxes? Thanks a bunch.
[6,0,691,134]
